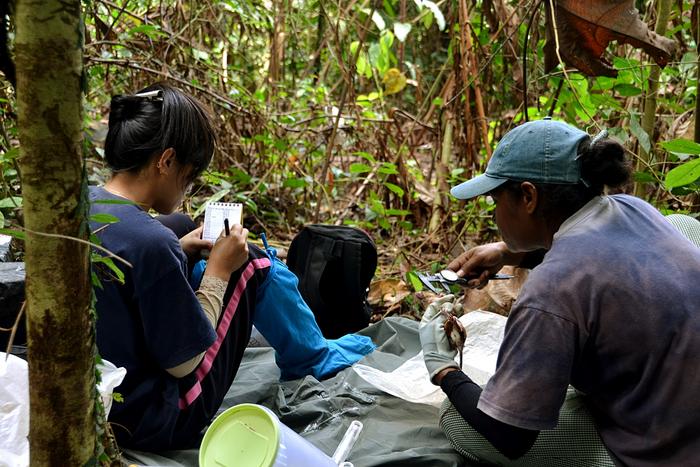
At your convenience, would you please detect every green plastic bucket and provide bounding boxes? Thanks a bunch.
[199,403,337,467]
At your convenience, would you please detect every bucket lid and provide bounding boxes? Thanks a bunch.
[199,403,280,467]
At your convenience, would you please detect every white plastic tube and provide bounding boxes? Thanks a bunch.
[331,420,363,465]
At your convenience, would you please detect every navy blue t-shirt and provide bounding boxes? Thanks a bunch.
[89,186,216,442]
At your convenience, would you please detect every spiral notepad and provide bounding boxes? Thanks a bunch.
[202,202,243,243]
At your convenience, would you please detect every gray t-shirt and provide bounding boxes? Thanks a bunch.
[478,194,700,466]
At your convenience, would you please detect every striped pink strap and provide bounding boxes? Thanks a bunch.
[179,257,271,409]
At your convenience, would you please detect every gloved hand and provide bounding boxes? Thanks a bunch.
[419,294,460,384]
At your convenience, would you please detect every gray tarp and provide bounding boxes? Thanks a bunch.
[123,317,471,466]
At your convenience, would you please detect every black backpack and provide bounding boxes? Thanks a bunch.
[286,225,377,339]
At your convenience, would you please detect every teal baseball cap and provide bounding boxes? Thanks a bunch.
[450,118,590,200]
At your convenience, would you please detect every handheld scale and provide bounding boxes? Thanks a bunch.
[417,269,513,294]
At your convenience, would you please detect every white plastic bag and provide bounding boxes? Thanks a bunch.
[0,353,29,467]
[97,359,127,417]
[0,353,126,467]
[352,311,506,406]
[353,351,447,406]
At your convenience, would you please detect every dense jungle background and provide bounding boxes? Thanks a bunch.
[2,1,700,464]
[2,0,700,316]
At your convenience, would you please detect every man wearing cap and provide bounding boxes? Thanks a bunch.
[419,118,700,466]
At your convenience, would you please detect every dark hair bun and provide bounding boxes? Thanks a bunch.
[109,95,146,123]
[580,138,631,189]
[105,93,163,171]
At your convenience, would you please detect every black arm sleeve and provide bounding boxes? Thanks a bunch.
[440,371,539,459]
[518,249,547,270]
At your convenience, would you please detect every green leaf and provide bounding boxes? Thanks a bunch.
[378,163,399,175]
[665,158,700,189]
[370,198,385,215]
[421,0,446,30]
[632,171,656,183]
[350,163,372,174]
[406,270,424,292]
[193,189,232,218]
[0,147,19,161]
[355,151,377,163]
[283,177,307,188]
[91,271,102,289]
[380,30,394,53]
[129,24,165,39]
[0,228,25,241]
[356,53,371,79]
[89,213,120,224]
[613,83,642,97]
[422,11,434,29]
[383,182,405,197]
[592,76,615,91]
[629,113,651,154]
[91,253,126,284]
[659,139,700,156]
[0,197,22,208]
[385,208,410,216]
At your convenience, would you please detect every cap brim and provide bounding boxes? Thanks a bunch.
[450,174,508,200]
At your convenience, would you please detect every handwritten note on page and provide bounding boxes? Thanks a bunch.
[202,202,242,243]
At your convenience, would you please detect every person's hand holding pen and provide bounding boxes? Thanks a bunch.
[205,217,249,281]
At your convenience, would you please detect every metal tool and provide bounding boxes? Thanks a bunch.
[416,269,513,293]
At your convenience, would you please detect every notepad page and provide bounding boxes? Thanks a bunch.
[202,202,243,243]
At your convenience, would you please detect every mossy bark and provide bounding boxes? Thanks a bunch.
[15,0,96,465]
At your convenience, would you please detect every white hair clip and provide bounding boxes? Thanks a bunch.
[133,90,163,101]
[591,128,608,145]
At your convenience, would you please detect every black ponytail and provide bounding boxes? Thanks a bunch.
[104,82,216,179]
[578,138,632,192]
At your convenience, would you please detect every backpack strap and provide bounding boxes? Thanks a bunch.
[297,233,336,309]
[260,232,274,258]
[341,239,364,303]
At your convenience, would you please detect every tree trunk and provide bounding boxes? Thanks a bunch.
[15,1,96,465]
[635,0,672,196]
[430,113,453,233]
[268,0,287,92]
[312,4,325,84]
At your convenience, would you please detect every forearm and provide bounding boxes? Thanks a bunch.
[439,370,539,459]
[166,275,228,378]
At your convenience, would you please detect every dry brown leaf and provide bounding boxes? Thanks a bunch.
[368,278,411,308]
[545,0,676,77]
